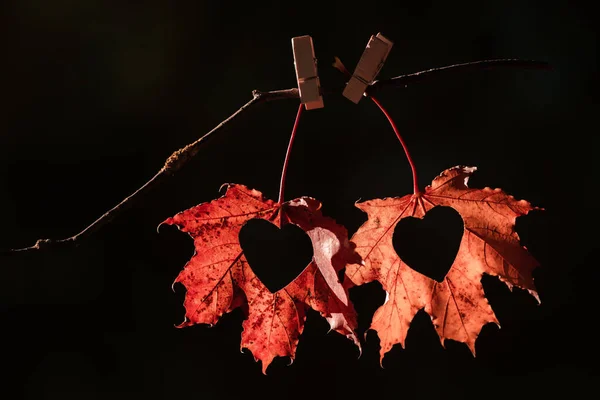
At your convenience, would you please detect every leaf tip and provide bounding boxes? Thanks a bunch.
[219,182,232,193]
[261,360,271,375]
[353,198,367,212]
[174,317,189,329]
[355,342,363,359]
[467,342,477,357]
[158,218,175,232]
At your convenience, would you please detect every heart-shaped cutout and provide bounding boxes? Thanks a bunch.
[392,206,463,282]
[239,218,314,293]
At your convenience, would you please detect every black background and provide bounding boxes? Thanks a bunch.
[1,1,597,398]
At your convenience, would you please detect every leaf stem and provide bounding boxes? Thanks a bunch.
[278,104,304,205]
[369,96,420,194]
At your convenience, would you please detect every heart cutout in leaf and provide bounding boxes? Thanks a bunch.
[392,206,464,282]
[239,218,314,293]
[347,166,541,361]
[163,184,360,373]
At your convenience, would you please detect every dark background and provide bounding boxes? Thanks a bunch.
[1,1,597,398]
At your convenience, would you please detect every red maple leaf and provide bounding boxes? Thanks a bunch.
[346,165,541,362]
[162,184,360,373]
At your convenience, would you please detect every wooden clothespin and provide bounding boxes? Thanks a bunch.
[343,33,393,103]
[291,35,324,110]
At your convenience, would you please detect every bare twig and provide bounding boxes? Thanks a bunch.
[368,58,551,93]
[1,58,550,255]
[1,89,298,255]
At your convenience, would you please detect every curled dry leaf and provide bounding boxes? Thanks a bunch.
[346,166,541,363]
[162,184,360,373]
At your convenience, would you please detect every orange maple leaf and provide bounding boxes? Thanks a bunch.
[162,184,360,373]
[346,165,541,363]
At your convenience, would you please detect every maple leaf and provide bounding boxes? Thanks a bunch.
[346,165,541,362]
[162,184,360,373]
